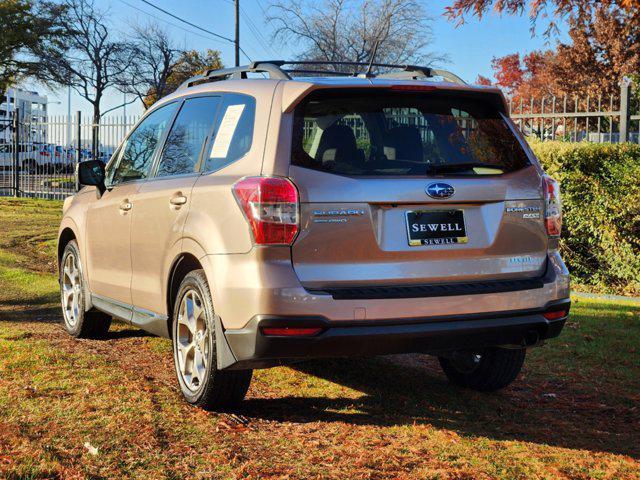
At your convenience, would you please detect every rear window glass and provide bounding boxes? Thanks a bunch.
[292,90,530,176]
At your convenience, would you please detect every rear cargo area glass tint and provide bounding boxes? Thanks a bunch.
[292,90,529,176]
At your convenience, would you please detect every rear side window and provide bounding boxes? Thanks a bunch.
[292,90,529,176]
[203,93,255,172]
[156,96,221,177]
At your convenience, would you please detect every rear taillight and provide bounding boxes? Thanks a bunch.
[542,175,562,237]
[232,176,299,245]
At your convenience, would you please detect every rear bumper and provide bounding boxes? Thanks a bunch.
[202,249,571,331]
[222,299,570,369]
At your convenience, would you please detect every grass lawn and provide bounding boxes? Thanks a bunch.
[0,197,639,480]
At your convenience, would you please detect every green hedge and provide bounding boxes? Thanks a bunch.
[530,141,640,295]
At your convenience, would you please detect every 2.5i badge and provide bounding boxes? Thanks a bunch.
[406,210,468,246]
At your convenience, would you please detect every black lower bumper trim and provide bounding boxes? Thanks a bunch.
[223,299,570,369]
[312,276,545,300]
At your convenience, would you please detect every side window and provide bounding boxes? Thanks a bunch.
[203,94,256,172]
[156,96,220,177]
[107,102,178,185]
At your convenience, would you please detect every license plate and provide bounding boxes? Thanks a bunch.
[406,210,468,246]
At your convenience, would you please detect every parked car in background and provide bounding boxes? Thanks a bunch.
[34,144,71,173]
[58,60,570,410]
[52,145,73,172]
[0,143,39,172]
[64,147,116,166]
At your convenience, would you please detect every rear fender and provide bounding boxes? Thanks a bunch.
[168,238,238,368]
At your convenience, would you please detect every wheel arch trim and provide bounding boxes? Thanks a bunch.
[57,218,82,265]
[58,219,95,311]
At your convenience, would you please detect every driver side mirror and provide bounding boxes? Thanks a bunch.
[78,160,106,196]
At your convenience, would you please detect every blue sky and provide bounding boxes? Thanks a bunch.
[37,0,567,117]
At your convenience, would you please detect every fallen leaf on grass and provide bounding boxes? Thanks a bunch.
[83,442,98,456]
[216,421,249,432]
[216,413,252,432]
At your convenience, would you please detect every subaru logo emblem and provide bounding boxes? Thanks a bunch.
[426,183,454,199]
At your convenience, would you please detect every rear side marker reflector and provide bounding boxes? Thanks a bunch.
[261,327,323,337]
[543,310,568,320]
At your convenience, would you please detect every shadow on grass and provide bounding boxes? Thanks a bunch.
[238,355,639,458]
[0,293,59,307]
[0,305,151,340]
[100,328,153,340]
[0,304,60,323]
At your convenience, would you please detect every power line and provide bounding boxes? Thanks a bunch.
[136,0,252,61]
[138,0,234,43]
[240,4,277,57]
[115,0,227,46]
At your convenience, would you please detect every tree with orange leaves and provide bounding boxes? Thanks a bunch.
[446,0,639,36]
[549,5,640,98]
[474,2,640,100]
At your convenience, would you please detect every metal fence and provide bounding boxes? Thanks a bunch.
[508,78,640,143]
[0,111,138,200]
[1,80,639,200]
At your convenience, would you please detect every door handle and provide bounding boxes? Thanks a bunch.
[119,200,133,212]
[170,195,188,206]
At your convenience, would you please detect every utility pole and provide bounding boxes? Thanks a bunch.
[234,0,240,66]
[66,85,71,147]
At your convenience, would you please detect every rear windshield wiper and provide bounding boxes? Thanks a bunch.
[424,162,504,174]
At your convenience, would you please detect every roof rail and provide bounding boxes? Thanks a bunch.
[177,61,292,90]
[177,60,466,90]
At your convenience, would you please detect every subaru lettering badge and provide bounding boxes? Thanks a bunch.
[426,182,455,199]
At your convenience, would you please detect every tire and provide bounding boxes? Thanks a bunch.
[171,269,252,410]
[59,240,112,338]
[22,160,36,174]
[438,347,526,392]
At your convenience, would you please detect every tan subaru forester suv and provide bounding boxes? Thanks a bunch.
[58,61,570,409]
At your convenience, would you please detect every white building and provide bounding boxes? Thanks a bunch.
[0,87,49,144]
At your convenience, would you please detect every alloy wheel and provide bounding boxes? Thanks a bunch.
[61,252,81,328]
[176,289,210,392]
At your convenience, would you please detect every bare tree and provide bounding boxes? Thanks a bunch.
[41,0,133,153]
[267,0,446,72]
[117,22,182,110]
